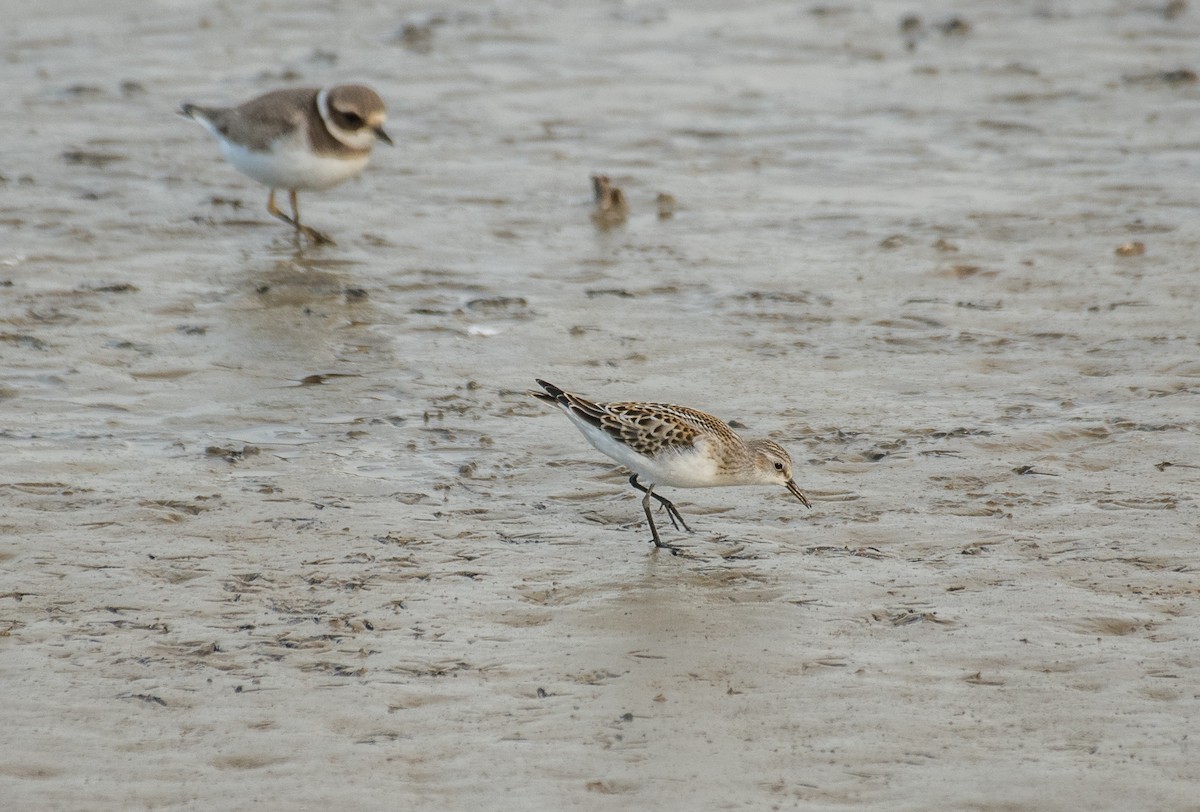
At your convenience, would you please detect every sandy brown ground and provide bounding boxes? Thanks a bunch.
[3,1,1200,809]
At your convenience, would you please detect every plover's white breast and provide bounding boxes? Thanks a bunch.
[218,130,371,192]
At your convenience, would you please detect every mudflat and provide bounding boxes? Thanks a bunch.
[2,2,1198,809]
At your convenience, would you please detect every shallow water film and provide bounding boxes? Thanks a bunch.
[2,2,1199,809]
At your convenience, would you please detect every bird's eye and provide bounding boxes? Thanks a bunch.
[774,462,784,471]
[340,111,364,128]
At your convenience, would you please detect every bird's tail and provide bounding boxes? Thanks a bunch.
[529,378,565,405]
[528,379,609,431]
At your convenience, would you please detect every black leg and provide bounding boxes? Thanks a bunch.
[628,474,692,533]
[631,475,683,554]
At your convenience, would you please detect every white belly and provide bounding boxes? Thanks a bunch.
[219,134,370,192]
[571,415,721,488]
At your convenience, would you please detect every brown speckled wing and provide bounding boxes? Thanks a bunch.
[532,379,737,459]
[594,401,735,458]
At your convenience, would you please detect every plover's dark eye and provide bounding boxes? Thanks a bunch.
[774,462,784,471]
[340,111,364,128]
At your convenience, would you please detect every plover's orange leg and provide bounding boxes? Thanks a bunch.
[288,190,335,245]
[266,190,334,245]
[266,189,296,230]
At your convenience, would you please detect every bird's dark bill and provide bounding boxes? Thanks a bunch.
[786,479,812,508]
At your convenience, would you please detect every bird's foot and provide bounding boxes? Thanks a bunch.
[651,537,683,556]
[299,225,335,246]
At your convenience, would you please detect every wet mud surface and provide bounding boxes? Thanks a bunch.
[2,1,1199,809]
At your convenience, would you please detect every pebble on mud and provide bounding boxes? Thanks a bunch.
[394,13,448,52]
[591,174,629,228]
[656,192,677,219]
[937,16,971,36]
[900,14,924,49]
[1115,241,1146,257]
[1123,68,1197,86]
[205,445,260,463]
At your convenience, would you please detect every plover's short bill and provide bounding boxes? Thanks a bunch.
[530,379,811,554]
[179,84,392,245]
